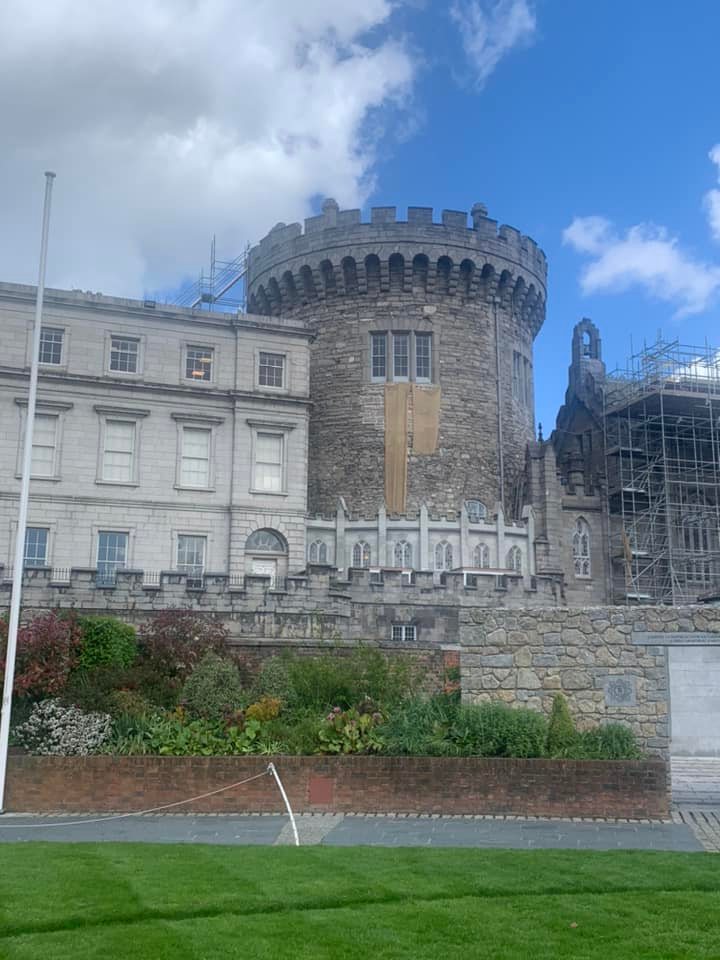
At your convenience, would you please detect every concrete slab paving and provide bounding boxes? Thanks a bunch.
[0,812,705,852]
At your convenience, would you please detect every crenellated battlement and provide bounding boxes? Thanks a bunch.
[246,200,546,335]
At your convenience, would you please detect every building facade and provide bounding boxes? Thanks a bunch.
[0,282,312,584]
[1,203,716,610]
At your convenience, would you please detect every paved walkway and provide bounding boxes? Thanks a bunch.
[672,757,720,806]
[0,812,707,852]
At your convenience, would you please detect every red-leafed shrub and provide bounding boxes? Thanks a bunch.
[0,612,82,699]
[137,610,229,687]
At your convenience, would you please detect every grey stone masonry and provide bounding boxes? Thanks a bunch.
[0,564,565,644]
[460,605,720,758]
[0,283,312,578]
[246,201,547,518]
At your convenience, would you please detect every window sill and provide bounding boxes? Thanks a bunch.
[95,480,140,487]
[106,370,143,379]
[181,379,215,387]
[15,474,61,482]
[174,484,216,492]
[256,383,288,394]
[575,574,593,581]
[249,488,288,497]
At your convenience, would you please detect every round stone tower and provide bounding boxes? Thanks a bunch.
[246,200,547,518]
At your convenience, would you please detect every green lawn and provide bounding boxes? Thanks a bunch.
[0,845,718,958]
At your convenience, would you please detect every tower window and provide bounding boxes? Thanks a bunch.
[392,332,410,380]
[371,332,387,381]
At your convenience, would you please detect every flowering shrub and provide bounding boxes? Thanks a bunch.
[0,612,82,699]
[317,706,385,755]
[138,610,229,686]
[180,652,244,722]
[14,699,111,756]
[245,696,282,723]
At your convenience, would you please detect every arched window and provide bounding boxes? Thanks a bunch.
[465,499,487,523]
[308,540,328,564]
[506,546,522,573]
[394,540,413,568]
[436,256,452,294]
[320,259,336,295]
[434,540,453,571]
[282,271,298,308]
[300,265,317,302]
[473,543,490,568]
[352,541,371,568]
[342,257,358,295]
[365,255,381,296]
[267,277,282,314]
[412,254,429,294]
[389,253,404,292]
[246,528,287,553]
[459,259,475,297]
[572,518,591,577]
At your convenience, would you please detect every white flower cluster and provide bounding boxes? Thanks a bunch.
[14,699,112,756]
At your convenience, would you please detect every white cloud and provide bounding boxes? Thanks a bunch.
[562,216,720,317]
[450,0,536,89]
[705,144,720,242]
[0,0,414,296]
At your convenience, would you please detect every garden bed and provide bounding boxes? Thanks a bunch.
[5,754,669,819]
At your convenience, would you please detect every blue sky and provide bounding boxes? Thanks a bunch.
[361,0,720,430]
[4,0,720,432]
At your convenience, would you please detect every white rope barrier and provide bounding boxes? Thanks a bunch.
[0,765,284,830]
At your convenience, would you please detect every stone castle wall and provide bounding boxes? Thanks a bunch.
[460,605,720,757]
[246,202,547,517]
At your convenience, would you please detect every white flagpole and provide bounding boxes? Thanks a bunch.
[0,171,56,813]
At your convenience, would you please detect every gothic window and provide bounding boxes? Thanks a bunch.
[473,543,490,568]
[434,540,453,571]
[352,541,371,568]
[506,545,522,573]
[681,497,716,585]
[572,518,591,577]
[308,540,328,564]
[394,540,413,568]
[465,499,487,522]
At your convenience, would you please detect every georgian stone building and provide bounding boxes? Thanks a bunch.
[0,282,312,584]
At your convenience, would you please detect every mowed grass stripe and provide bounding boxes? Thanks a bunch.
[2,890,720,960]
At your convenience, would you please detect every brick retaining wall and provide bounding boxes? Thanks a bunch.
[6,756,668,819]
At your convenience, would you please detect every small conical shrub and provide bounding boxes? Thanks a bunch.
[546,693,577,757]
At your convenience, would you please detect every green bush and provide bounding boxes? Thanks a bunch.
[546,693,577,757]
[377,695,458,756]
[63,665,134,715]
[181,652,244,722]
[567,723,642,760]
[109,711,263,756]
[78,617,137,670]
[284,647,417,712]
[447,703,548,758]
[252,655,292,702]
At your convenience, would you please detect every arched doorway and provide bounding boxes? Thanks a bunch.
[245,528,288,586]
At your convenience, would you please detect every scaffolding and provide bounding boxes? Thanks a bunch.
[171,237,249,312]
[603,340,720,604]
